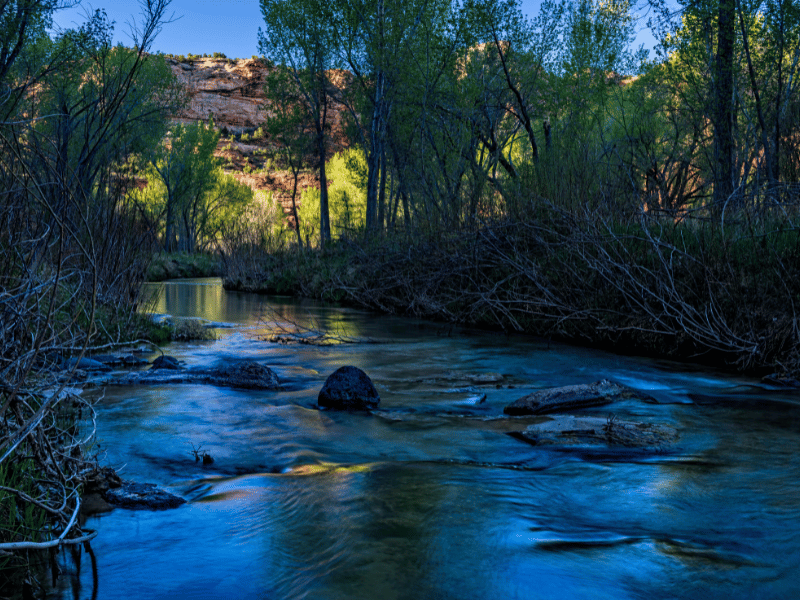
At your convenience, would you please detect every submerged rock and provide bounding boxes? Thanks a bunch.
[61,357,111,372]
[318,366,380,410]
[116,360,280,390]
[510,415,678,451]
[504,380,644,415]
[82,466,183,511]
[103,481,186,510]
[92,353,149,367]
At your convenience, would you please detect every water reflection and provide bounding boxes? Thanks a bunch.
[45,279,800,599]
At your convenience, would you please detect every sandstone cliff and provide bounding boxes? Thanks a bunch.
[166,56,348,218]
[169,57,270,132]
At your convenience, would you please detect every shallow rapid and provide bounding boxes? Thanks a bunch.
[55,279,800,599]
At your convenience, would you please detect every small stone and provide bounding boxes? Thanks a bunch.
[61,357,111,372]
[103,481,186,510]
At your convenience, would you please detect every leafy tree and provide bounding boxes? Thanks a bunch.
[0,0,181,563]
[142,119,246,252]
[263,66,314,248]
[259,0,336,244]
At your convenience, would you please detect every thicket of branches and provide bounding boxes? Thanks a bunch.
[0,0,178,588]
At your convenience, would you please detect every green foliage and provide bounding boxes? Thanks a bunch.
[0,457,48,548]
[297,148,369,243]
[134,120,256,253]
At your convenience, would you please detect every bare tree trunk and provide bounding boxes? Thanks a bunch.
[713,0,736,208]
[317,124,331,243]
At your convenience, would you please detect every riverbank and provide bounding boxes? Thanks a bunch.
[223,214,800,382]
[146,252,223,281]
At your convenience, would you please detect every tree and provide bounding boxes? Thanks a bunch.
[651,0,800,209]
[259,0,335,244]
[144,120,222,252]
[0,0,179,564]
[713,0,736,207]
[263,66,314,248]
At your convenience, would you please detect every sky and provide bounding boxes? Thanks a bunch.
[50,0,658,61]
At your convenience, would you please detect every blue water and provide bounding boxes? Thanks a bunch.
[52,279,800,599]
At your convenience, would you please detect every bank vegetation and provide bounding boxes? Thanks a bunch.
[224,0,800,380]
[0,0,188,591]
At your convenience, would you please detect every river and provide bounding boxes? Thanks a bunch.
[53,278,800,599]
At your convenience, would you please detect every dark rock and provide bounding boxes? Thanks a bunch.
[212,361,279,389]
[151,355,182,370]
[103,481,186,510]
[83,466,123,494]
[504,380,641,415]
[92,354,149,367]
[121,354,150,366]
[61,357,111,372]
[81,493,113,515]
[318,366,380,410]
[116,360,280,390]
[762,373,800,388]
[510,415,678,450]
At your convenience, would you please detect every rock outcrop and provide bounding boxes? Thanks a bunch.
[318,366,380,410]
[169,57,348,141]
[170,57,270,131]
[166,57,349,222]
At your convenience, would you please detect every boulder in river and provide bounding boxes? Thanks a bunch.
[151,355,182,370]
[212,361,279,389]
[510,415,678,451]
[318,366,380,410]
[504,380,645,415]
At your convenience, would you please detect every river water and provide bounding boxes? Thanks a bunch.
[55,279,800,599]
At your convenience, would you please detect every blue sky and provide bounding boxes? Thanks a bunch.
[50,0,658,60]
